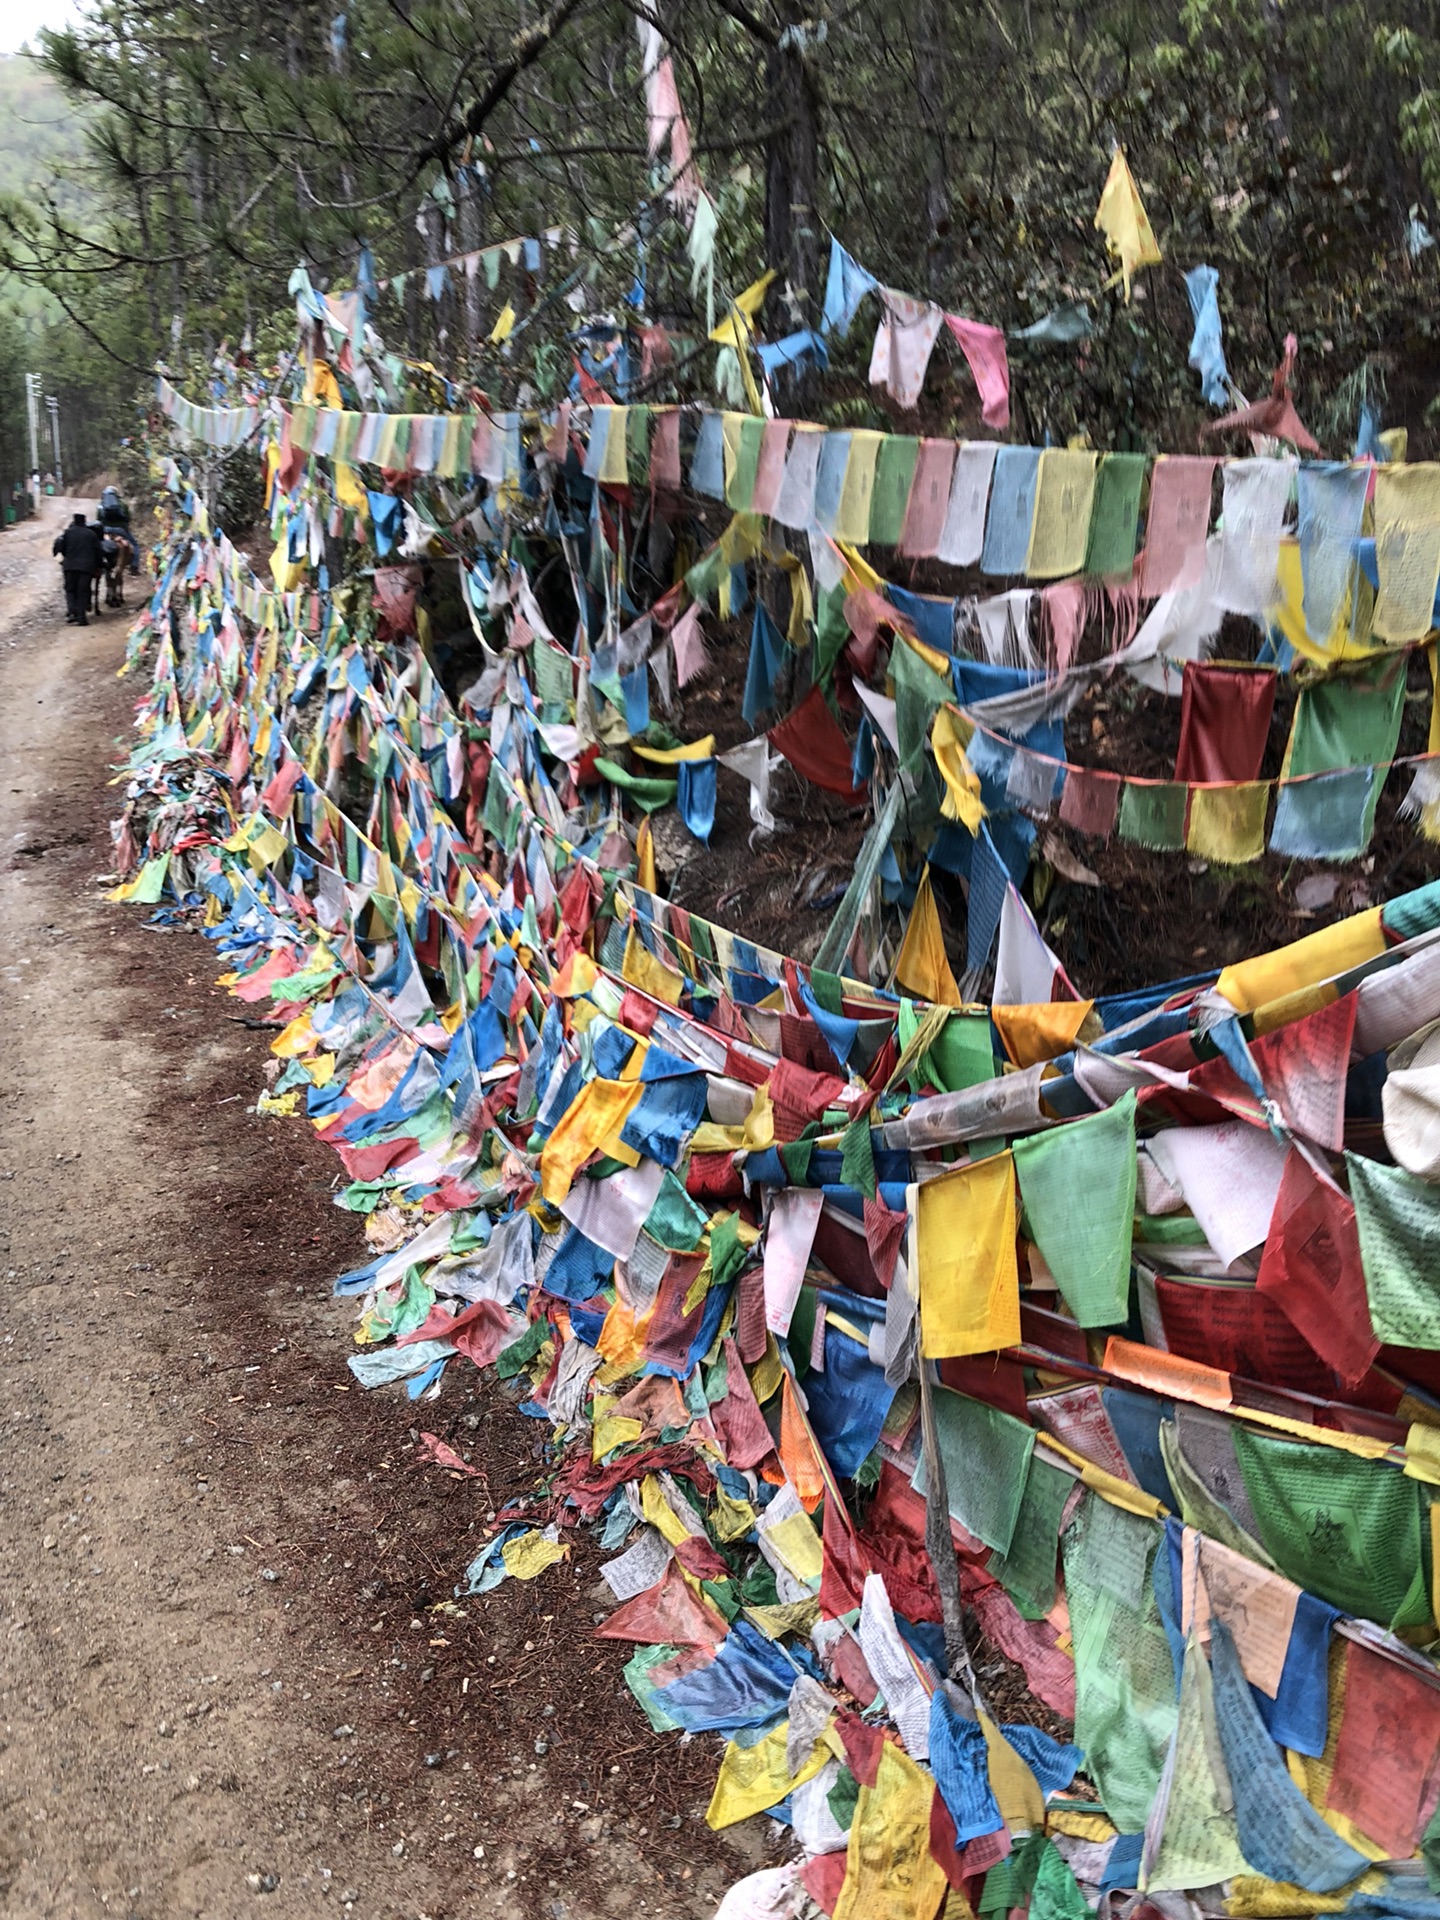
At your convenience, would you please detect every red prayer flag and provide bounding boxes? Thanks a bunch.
[768,685,867,801]
[1256,1147,1379,1388]
[1327,1639,1440,1856]
[1174,661,1277,784]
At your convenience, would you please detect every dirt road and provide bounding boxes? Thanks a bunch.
[0,501,761,1920]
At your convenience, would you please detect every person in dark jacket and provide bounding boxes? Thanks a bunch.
[53,514,103,625]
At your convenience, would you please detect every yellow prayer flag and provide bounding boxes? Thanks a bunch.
[622,923,685,1005]
[539,1078,645,1203]
[1372,464,1440,641]
[635,816,657,894]
[991,998,1096,1067]
[269,537,305,594]
[1026,449,1098,579]
[630,735,717,764]
[979,1710,1046,1832]
[599,406,631,486]
[490,302,516,345]
[1094,146,1162,299]
[835,429,885,545]
[1216,905,1386,1013]
[708,269,777,344]
[894,867,961,1006]
[917,1152,1021,1358]
[931,707,985,831]
[705,1719,832,1830]
[500,1528,568,1580]
[333,460,369,515]
[834,1741,949,1920]
[1185,782,1270,866]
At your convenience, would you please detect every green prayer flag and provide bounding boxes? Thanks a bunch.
[710,1210,748,1292]
[911,1388,1035,1554]
[808,968,847,1017]
[1030,1839,1095,1920]
[643,1171,709,1252]
[1145,1637,1249,1892]
[626,405,651,489]
[1232,1425,1431,1629]
[725,415,765,510]
[1346,1150,1440,1348]
[840,1114,878,1200]
[495,1314,549,1379]
[815,580,851,682]
[1084,453,1147,579]
[1119,781,1188,850]
[778,1135,815,1185]
[924,1011,997,1093]
[1063,1492,1175,1831]
[1014,1090,1137,1327]
[1288,656,1407,776]
[987,1452,1071,1618]
[623,1644,686,1731]
[892,633,954,771]
[592,758,677,811]
[869,435,921,547]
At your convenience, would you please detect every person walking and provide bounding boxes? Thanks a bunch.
[52,513,103,625]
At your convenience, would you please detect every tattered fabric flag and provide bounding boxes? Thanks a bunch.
[869,435,921,548]
[1326,1639,1440,1859]
[1063,1494,1174,1832]
[1207,1619,1369,1893]
[1296,461,1369,645]
[916,1151,1021,1358]
[1185,782,1269,866]
[677,758,717,843]
[1215,458,1294,616]
[670,604,709,687]
[1015,1092,1137,1327]
[913,1389,1036,1556]
[1284,655,1405,846]
[1184,266,1229,408]
[724,412,766,512]
[894,866,961,1006]
[1346,1150,1440,1349]
[1268,767,1379,862]
[1256,1149,1377,1388]
[900,439,958,559]
[945,316,1011,430]
[1232,1427,1430,1629]
[939,441,1000,568]
[1012,300,1093,344]
[1139,456,1217,599]
[772,425,825,532]
[1084,452,1148,580]
[1094,146,1162,299]
[870,292,945,411]
[750,419,793,517]
[981,446,1043,577]
[1141,1635,1249,1892]
[1174,663,1276,785]
[742,601,788,727]
[1209,334,1320,454]
[821,236,880,338]
[1372,462,1440,642]
[994,882,1079,1007]
[1026,450,1098,580]
[690,409,725,499]
[832,1739,948,1920]
[769,685,867,801]
[1058,765,1121,839]
[1118,781,1188,851]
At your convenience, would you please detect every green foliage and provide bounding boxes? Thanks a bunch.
[2,0,1440,451]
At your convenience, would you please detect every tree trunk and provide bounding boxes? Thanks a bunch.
[910,0,952,291]
[764,21,821,325]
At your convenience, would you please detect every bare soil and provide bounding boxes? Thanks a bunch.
[0,502,765,1920]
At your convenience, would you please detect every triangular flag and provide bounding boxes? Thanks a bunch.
[1094,147,1161,300]
[894,867,961,1006]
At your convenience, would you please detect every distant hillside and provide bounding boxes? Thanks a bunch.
[0,50,89,215]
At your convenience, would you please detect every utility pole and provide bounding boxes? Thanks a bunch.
[45,395,62,490]
[24,372,40,501]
